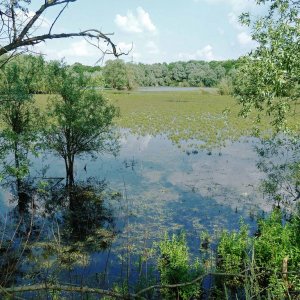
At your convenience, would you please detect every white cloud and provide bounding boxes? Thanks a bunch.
[227,11,258,50]
[237,31,256,47]
[178,44,216,61]
[196,45,215,60]
[146,41,160,54]
[201,0,258,52]
[36,39,110,63]
[115,7,157,34]
[56,40,96,58]
[204,0,255,13]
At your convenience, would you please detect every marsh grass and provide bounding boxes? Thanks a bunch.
[34,90,299,150]
[103,90,276,149]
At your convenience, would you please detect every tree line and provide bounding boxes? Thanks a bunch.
[0,54,237,92]
[103,59,237,90]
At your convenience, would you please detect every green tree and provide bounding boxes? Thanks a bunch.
[234,1,300,209]
[44,65,119,210]
[234,0,300,131]
[103,59,128,90]
[171,62,187,83]
[0,59,41,213]
[125,62,138,90]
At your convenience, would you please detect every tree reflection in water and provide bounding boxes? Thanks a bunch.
[0,177,118,289]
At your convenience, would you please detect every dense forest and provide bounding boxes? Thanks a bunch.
[5,55,236,93]
[75,59,237,90]
[102,59,237,89]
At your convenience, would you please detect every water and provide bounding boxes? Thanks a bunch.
[137,87,217,93]
[0,132,269,288]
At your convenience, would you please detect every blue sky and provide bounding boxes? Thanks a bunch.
[36,0,260,65]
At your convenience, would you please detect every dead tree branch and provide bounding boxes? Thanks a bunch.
[0,1,126,63]
[0,284,145,300]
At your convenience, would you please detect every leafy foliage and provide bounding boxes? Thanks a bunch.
[157,233,202,299]
[217,222,250,286]
[217,209,300,298]
[218,77,234,95]
[103,59,132,90]
[256,133,300,207]
[0,57,41,211]
[102,59,236,89]
[234,0,300,132]
[44,63,119,195]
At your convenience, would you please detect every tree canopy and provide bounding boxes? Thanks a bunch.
[44,63,119,208]
[234,0,300,132]
[103,59,237,89]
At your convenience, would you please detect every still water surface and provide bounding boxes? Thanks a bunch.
[1,132,269,286]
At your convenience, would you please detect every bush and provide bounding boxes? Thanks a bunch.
[218,77,233,95]
[217,209,300,298]
[217,222,249,287]
[157,232,202,299]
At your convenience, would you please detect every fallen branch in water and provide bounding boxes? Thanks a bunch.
[0,272,247,299]
[0,283,143,300]
[5,269,300,299]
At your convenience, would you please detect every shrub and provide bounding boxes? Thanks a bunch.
[218,77,233,95]
[217,209,300,298]
[157,232,202,299]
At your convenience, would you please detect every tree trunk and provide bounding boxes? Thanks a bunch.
[14,141,27,214]
[65,154,76,210]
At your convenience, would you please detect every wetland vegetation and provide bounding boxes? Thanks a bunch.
[0,0,300,299]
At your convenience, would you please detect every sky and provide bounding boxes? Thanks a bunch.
[34,0,261,65]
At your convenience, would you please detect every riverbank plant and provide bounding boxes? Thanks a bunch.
[157,232,202,299]
[217,208,300,299]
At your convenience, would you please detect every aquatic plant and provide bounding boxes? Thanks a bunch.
[217,208,300,299]
[157,232,202,299]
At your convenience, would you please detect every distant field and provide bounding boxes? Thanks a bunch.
[35,90,299,149]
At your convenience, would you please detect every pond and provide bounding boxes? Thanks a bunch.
[0,131,270,289]
[137,87,217,93]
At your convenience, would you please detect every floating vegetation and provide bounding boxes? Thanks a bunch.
[105,90,278,149]
[34,90,299,150]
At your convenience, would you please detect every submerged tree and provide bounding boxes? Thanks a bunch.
[45,64,119,210]
[0,58,41,213]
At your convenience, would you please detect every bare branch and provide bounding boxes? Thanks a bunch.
[0,1,125,64]
[10,2,16,41]
[0,30,122,57]
[17,0,76,42]
[48,2,68,35]
[0,283,144,300]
